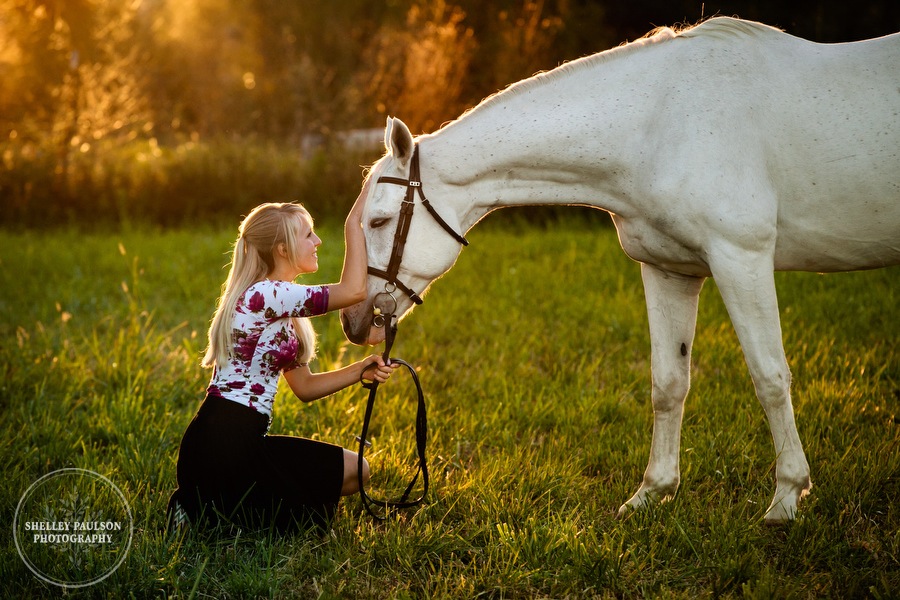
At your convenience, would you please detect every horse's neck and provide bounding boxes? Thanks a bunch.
[418,61,652,232]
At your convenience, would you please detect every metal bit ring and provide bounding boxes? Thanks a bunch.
[372,285,398,328]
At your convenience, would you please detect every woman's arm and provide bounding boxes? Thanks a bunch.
[326,183,370,310]
[282,355,396,403]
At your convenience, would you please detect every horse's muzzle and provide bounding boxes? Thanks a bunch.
[340,306,385,346]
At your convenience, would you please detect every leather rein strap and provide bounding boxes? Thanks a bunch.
[357,317,428,520]
[356,144,469,520]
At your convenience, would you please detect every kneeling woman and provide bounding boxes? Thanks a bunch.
[168,191,394,532]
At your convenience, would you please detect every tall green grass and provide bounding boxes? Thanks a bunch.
[1,220,897,598]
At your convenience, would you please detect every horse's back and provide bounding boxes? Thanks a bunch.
[668,20,900,271]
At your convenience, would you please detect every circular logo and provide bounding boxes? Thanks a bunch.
[13,468,134,588]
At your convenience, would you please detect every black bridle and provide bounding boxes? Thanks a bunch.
[356,144,468,520]
[366,144,469,307]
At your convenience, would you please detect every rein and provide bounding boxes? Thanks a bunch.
[356,313,428,520]
[356,143,469,519]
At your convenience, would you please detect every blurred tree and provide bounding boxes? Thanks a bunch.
[361,0,475,134]
[144,0,404,141]
[471,0,566,95]
[0,0,151,197]
[247,0,401,139]
[450,0,617,125]
[150,0,262,139]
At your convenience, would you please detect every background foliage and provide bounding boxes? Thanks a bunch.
[2,0,899,227]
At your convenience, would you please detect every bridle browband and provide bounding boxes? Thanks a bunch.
[355,144,468,520]
[367,144,469,306]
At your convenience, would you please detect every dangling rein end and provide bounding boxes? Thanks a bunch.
[356,306,428,520]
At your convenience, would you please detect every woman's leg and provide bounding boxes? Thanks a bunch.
[341,449,370,495]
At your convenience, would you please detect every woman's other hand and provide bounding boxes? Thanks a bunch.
[362,355,399,384]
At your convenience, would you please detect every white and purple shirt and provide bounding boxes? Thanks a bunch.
[207,280,329,417]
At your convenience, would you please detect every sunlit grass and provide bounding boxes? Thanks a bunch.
[1,220,897,598]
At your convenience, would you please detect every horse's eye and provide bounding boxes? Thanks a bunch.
[370,218,390,229]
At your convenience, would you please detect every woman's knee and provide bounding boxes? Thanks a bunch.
[361,456,370,482]
[341,450,370,495]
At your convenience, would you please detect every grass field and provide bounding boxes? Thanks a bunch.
[1,219,898,598]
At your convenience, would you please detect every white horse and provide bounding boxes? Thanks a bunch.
[341,17,900,522]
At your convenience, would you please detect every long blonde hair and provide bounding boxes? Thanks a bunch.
[202,203,318,369]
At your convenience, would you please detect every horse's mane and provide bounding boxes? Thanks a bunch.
[443,17,782,128]
[679,16,784,40]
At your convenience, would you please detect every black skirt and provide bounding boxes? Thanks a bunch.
[168,395,344,532]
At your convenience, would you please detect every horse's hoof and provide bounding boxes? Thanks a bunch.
[763,501,797,523]
[764,481,811,524]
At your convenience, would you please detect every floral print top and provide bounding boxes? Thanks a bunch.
[207,280,329,418]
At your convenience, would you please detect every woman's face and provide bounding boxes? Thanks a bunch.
[294,216,322,275]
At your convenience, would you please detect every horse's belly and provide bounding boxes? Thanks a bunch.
[771,163,900,272]
[774,223,900,272]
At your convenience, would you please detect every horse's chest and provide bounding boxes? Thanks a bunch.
[611,216,711,277]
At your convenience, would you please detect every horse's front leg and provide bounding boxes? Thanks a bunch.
[618,263,704,518]
[709,245,811,523]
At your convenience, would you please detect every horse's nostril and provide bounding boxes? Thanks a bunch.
[341,309,370,345]
[340,311,354,336]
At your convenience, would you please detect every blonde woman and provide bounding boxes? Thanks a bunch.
[168,190,395,532]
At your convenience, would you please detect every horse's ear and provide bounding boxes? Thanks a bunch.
[385,117,413,166]
[383,116,394,153]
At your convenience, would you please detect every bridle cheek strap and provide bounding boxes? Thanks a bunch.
[368,144,468,305]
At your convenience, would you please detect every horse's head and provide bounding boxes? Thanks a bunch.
[341,117,468,345]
